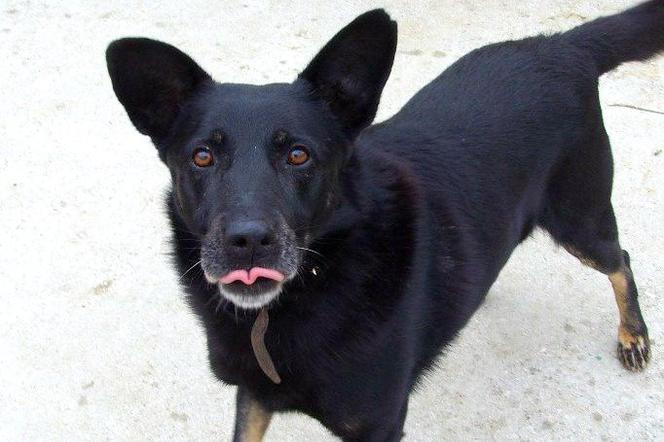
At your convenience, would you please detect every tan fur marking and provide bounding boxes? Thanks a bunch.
[618,325,641,347]
[609,269,630,326]
[239,402,272,442]
[617,324,650,371]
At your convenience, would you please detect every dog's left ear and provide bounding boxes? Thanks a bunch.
[299,9,397,137]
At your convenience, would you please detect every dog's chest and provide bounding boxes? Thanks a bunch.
[207,312,371,412]
[207,314,315,386]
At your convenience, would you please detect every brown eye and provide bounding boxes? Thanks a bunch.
[287,146,310,166]
[192,146,214,167]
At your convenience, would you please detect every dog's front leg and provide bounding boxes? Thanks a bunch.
[342,397,408,442]
[232,387,272,442]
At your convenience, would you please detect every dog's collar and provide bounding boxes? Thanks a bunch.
[246,265,322,384]
[251,308,281,384]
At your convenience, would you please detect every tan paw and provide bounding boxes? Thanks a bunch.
[617,327,650,371]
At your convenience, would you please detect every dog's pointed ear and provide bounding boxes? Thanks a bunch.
[299,9,397,137]
[106,38,211,144]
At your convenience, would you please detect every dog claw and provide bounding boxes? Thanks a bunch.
[617,334,650,372]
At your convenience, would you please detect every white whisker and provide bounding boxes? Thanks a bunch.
[296,246,325,258]
[179,259,202,280]
[215,294,224,314]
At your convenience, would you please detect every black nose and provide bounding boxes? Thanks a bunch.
[225,220,276,252]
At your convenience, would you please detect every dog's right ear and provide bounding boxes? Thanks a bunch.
[106,38,211,144]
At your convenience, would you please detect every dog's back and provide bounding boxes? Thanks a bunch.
[357,0,663,372]
[360,0,664,290]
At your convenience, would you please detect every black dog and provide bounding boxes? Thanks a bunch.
[107,1,663,440]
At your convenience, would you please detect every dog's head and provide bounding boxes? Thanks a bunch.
[106,10,397,309]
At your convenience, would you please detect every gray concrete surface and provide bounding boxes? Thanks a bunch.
[1,0,663,440]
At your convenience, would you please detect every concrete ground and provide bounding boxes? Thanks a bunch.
[1,0,663,440]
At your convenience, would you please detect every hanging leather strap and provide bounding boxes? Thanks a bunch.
[250,307,282,384]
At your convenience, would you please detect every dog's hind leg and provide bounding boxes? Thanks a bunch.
[233,387,273,442]
[539,132,650,371]
[607,250,650,371]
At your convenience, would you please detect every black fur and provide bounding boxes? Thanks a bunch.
[106,2,664,440]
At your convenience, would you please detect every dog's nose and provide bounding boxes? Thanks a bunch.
[225,220,276,252]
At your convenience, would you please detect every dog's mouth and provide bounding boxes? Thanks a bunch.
[220,268,285,285]
[205,267,289,310]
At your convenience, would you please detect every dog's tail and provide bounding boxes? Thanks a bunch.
[562,0,664,75]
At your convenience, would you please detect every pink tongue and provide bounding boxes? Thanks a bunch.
[220,267,285,285]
